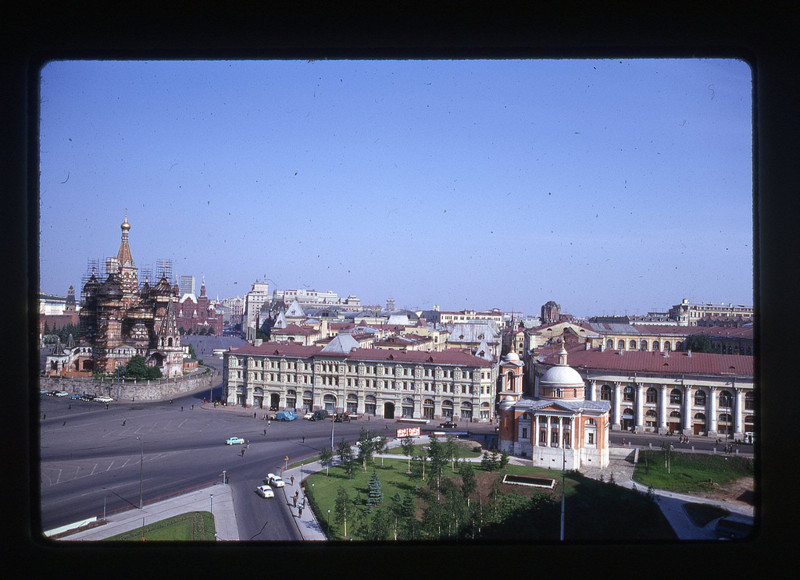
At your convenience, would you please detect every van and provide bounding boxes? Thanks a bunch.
[312,409,329,421]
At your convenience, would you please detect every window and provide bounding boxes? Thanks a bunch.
[623,387,634,402]
[670,389,682,405]
[719,391,733,408]
[600,385,612,401]
[646,388,657,403]
[745,391,754,410]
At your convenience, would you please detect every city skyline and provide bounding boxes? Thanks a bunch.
[38,58,753,317]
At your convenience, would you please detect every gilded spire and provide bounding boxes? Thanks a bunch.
[117,215,134,267]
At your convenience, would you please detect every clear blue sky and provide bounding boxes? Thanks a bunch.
[39,58,753,317]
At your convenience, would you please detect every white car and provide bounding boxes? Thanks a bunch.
[266,473,285,487]
[226,436,245,445]
[54,391,69,397]
[95,396,114,403]
[303,412,314,420]
[255,484,274,498]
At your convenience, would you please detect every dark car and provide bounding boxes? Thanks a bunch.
[311,409,329,421]
[439,421,457,428]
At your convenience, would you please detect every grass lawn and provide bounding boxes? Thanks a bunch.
[383,439,484,459]
[304,458,675,541]
[633,450,753,494]
[105,511,216,541]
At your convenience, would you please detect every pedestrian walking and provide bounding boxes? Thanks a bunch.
[298,507,303,518]
[293,495,297,507]
[264,429,267,436]
[254,412,257,419]
[123,419,126,426]
[181,406,184,412]
[241,448,245,457]
[302,435,305,444]
[291,475,295,486]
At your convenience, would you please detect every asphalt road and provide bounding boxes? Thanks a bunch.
[38,388,403,541]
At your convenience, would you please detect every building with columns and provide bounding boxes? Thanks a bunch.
[497,349,611,471]
[223,338,497,421]
[530,343,755,441]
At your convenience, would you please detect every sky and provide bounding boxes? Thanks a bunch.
[38,58,753,317]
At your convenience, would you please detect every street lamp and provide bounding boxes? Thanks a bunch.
[210,493,213,517]
[137,436,143,509]
[560,441,566,542]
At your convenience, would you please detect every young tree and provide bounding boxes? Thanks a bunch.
[459,460,477,507]
[367,470,383,510]
[400,434,415,473]
[426,434,447,500]
[357,428,375,471]
[367,507,390,541]
[334,487,352,538]
[319,446,334,476]
[337,438,356,479]
[445,435,458,472]
[500,450,510,469]
[373,435,389,466]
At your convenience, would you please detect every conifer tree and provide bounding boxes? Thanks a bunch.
[367,470,383,510]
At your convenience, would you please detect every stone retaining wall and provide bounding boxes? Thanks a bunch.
[39,368,215,402]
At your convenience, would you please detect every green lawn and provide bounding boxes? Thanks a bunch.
[633,450,753,493]
[303,458,675,541]
[105,511,216,541]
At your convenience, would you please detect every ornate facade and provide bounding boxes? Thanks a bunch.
[531,343,755,440]
[47,217,184,378]
[498,349,611,470]
[223,338,497,421]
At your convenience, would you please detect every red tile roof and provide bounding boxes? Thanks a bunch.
[537,343,753,378]
[229,342,492,367]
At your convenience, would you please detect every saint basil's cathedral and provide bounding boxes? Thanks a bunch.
[46,217,184,378]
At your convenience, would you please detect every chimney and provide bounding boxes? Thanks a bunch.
[687,349,692,357]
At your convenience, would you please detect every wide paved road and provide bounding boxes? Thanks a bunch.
[38,390,392,541]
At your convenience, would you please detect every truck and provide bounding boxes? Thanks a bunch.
[275,410,297,421]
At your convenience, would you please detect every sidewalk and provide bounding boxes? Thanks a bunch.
[48,483,239,541]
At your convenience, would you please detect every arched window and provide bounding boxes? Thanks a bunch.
[745,391,755,410]
[600,385,612,401]
[670,389,682,404]
[646,388,658,403]
[607,339,614,349]
[694,390,706,406]
[629,340,637,350]
[623,386,635,402]
[617,340,625,350]
[640,340,648,351]
[719,390,733,408]
[664,341,672,351]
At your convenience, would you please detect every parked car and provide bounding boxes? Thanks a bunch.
[439,421,457,428]
[225,436,245,445]
[311,409,329,421]
[334,413,351,423]
[95,396,114,403]
[69,393,84,400]
[255,485,274,499]
[40,389,53,395]
[266,473,285,487]
[275,410,297,421]
[303,412,315,420]
[54,391,69,397]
